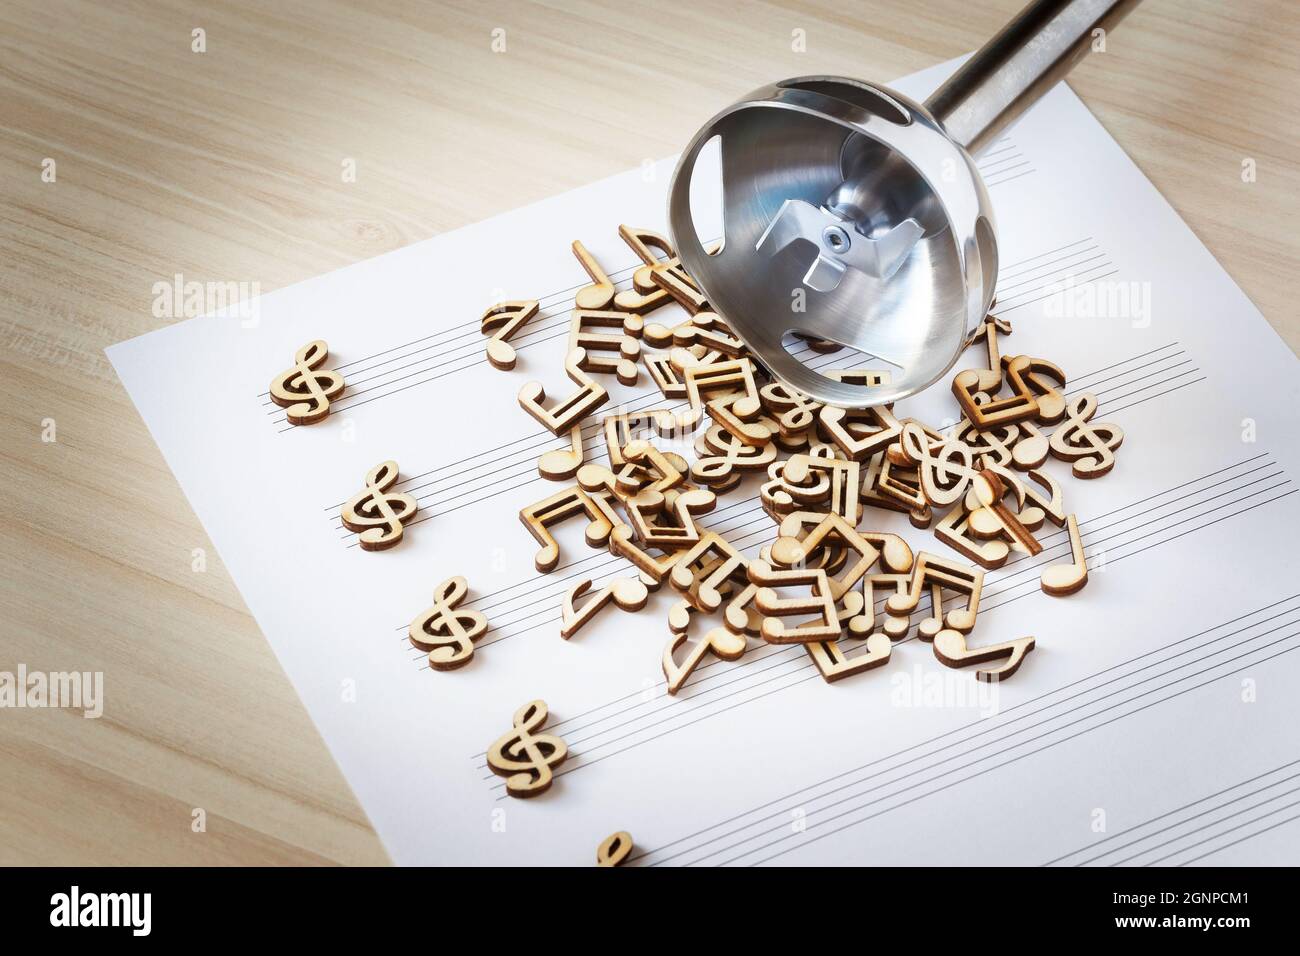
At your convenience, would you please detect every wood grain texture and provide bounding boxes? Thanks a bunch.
[0,0,1296,865]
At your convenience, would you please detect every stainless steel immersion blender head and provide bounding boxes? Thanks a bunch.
[668,0,1141,407]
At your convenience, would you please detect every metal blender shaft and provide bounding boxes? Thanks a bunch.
[925,0,1142,155]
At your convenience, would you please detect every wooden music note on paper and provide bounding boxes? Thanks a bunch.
[1011,419,1050,470]
[1014,355,1069,423]
[748,560,841,644]
[486,700,568,798]
[863,572,916,639]
[819,404,904,461]
[572,240,616,310]
[970,468,1043,556]
[770,512,880,601]
[537,425,585,481]
[886,553,984,637]
[270,340,345,425]
[569,309,642,385]
[1041,514,1089,596]
[608,524,683,587]
[952,354,1040,428]
[932,629,1036,682]
[966,315,1013,392]
[341,460,419,551]
[935,501,1013,570]
[480,300,540,370]
[408,576,488,670]
[662,619,747,695]
[1049,392,1125,478]
[891,421,978,508]
[616,224,677,319]
[805,633,893,684]
[517,348,609,435]
[560,577,650,639]
[519,484,615,573]
[669,533,747,613]
[596,831,634,867]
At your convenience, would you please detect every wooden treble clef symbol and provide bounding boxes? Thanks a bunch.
[269,340,345,425]
[408,576,488,669]
[893,422,976,507]
[487,700,569,798]
[1049,393,1125,478]
[341,460,420,550]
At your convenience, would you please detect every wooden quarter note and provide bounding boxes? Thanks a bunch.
[572,240,616,310]
[1041,513,1089,595]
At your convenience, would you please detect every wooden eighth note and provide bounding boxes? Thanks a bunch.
[518,348,609,436]
[519,484,615,573]
[481,300,540,370]
[806,633,893,684]
[1049,392,1125,478]
[597,831,634,867]
[952,354,1040,428]
[408,576,488,670]
[560,577,650,639]
[932,629,1036,682]
[1041,514,1089,596]
[486,700,568,798]
[967,314,1013,392]
[886,552,984,638]
[538,425,585,481]
[269,339,345,425]
[662,619,747,695]
[572,240,616,310]
[341,460,419,551]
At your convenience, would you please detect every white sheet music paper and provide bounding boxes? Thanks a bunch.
[108,59,1300,866]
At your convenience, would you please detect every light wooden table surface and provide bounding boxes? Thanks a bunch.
[1,0,1296,865]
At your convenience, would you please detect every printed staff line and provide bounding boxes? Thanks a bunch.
[497,483,1299,801]
[443,388,1248,658]
[330,342,847,530]
[1091,368,1202,410]
[341,340,1186,542]
[259,253,662,400]
[474,457,1278,665]
[660,608,1300,864]
[1000,269,1120,313]
[1102,781,1300,867]
[266,246,726,418]
[986,168,1038,189]
[976,465,1284,602]
[1073,353,1189,395]
[534,476,1291,779]
[455,418,1257,675]
[996,261,1118,307]
[980,160,1034,183]
[976,152,1029,174]
[1044,757,1300,865]
[635,591,1300,862]
[994,252,1110,294]
[327,304,580,391]
[1143,797,1300,867]
[997,237,1093,274]
[653,615,1300,866]
[491,484,1297,797]
[978,486,1297,621]
[997,244,1100,283]
[730,639,1300,867]
[365,339,1174,520]
[1175,811,1300,867]
[272,231,1091,422]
